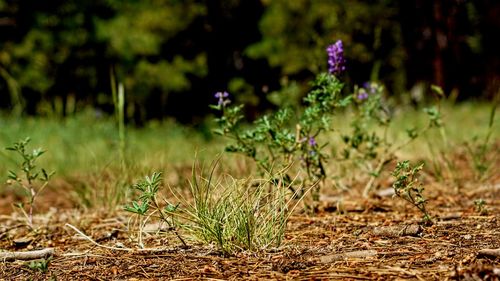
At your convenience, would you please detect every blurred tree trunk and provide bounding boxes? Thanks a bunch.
[432,0,445,89]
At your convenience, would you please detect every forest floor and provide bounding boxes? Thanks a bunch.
[0,158,498,281]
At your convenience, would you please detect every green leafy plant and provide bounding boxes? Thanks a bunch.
[5,137,54,229]
[391,160,433,226]
[474,199,488,216]
[337,82,439,197]
[213,41,438,201]
[124,172,187,248]
[25,257,51,273]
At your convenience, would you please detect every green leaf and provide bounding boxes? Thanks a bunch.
[8,170,18,180]
[124,200,149,215]
[212,129,225,136]
[32,149,45,158]
[165,203,179,213]
[430,85,444,97]
[41,169,55,181]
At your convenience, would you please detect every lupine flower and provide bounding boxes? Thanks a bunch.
[214,91,230,106]
[326,40,346,75]
[363,82,378,94]
[308,137,317,147]
[357,89,369,101]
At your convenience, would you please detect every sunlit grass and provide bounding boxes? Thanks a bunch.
[1,102,496,180]
[327,101,499,159]
[1,103,496,176]
[0,110,223,178]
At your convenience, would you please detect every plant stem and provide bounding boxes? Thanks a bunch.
[151,197,188,248]
[117,83,126,171]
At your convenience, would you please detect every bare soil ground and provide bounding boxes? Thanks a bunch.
[1,161,499,280]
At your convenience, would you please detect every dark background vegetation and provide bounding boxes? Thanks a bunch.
[0,0,498,124]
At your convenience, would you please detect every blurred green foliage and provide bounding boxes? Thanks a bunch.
[247,0,403,75]
[0,0,497,122]
[95,0,207,94]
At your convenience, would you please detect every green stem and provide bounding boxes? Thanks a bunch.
[117,83,126,171]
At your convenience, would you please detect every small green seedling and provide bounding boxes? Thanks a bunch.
[391,160,433,226]
[25,257,51,273]
[5,137,54,229]
[474,199,488,216]
[124,172,186,248]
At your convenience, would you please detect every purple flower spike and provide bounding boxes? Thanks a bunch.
[326,40,346,76]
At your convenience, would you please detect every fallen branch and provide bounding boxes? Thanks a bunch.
[0,248,54,262]
[477,249,500,258]
[372,224,423,238]
[319,250,377,263]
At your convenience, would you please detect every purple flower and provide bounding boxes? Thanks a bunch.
[214,91,229,99]
[326,40,346,75]
[357,89,369,101]
[214,91,230,106]
[363,82,377,94]
[308,137,317,147]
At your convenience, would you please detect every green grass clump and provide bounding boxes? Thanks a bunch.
[182,163,301,255]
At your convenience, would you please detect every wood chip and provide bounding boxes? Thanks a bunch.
[319,250,377,263]
[372,224,423,238]
[376,187,395,197]
[13,237,33,248]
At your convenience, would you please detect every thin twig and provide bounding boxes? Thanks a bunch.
[65,223,180,254]
[0,248,54,261]
[65,223,133,252]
